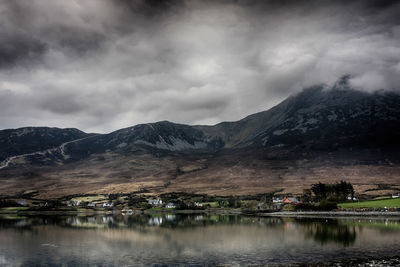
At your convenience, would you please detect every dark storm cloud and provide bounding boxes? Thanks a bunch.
[0,0,399,132]
[115,0,184,17]
[0,33,47,69]
[0,0,111,59]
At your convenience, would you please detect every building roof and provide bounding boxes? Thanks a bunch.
[284,197,299,203]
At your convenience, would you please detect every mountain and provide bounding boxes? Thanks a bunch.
[198,78,400,150]
[61,121,224,161]
[1,78,400,198]
[0,127,91,162]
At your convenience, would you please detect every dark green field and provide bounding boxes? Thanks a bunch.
[339,198,400,209]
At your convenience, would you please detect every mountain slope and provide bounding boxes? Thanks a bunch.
[198,79,400,150]
[53,121,224,162]
[6,77,398,163]
[1,79,400,197]
[0,127,90,162]
[41,80,400,162]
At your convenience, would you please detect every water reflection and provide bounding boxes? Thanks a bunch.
[1,214,284,230]
[0,215,400,265]
[298,219,357,246]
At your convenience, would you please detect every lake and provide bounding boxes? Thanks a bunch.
[0,214,400,266]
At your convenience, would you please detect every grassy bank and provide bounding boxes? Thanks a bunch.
[339,198,400,209]
[0,207,30,213]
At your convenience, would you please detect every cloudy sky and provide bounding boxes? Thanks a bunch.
[0,0,399,133]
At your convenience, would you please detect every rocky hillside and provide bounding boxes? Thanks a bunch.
[25,78,400,163]
[198,77,400,150]
[0,127,90,162]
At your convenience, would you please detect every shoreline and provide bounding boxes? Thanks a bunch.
[2,208,400,218]
[260,210,400,219]
[317,256,400,267]
[290,255,400,267]
[0,208,242,216]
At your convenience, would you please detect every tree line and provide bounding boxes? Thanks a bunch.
[309,181,354,202]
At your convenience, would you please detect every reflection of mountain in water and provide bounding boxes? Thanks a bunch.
[2,215,400,266]
[299,219,357,247]
[1,214,287,231]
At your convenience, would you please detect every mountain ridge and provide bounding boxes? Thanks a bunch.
[1,80,400,198]
[1,82,400,162]
[2,78,399,156]
[0,127,91,162]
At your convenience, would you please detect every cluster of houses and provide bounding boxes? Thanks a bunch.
[271,196,300,204]
[257,196,300,211]
[34,191,400,212]
[65,198,203,210]
[67,200,113,208]
[147,199,203,209]
[147,199,176,208]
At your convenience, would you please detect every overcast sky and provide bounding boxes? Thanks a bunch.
[0,0,399,133]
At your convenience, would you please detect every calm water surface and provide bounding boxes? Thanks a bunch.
[0,214,400,266]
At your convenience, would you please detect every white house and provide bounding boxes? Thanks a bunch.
[17,200,27,206]
[103,202,114,208]
[68,200,80,206]
[166,202,176,209]
[272,197,283,203]
[148,199,163,206]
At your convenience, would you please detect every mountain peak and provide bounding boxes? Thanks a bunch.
[332,74,353,90]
